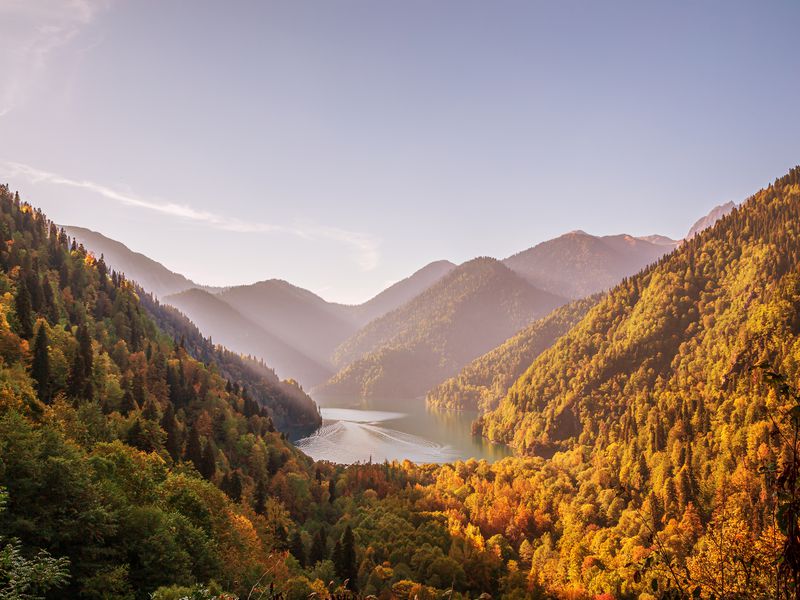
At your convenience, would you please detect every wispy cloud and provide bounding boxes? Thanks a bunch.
[1,161,381,271]
[0,0,109,117]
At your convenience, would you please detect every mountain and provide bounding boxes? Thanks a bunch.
[503,230,678,299]
[317,257,566,401]
[162,287,333,388]
[639,233,680,246]
[351,259,456,324]
[0,185,325,597]
[3,172,796,599]
[67,223,456,387]
[63,225,205,298]
[214,280,360,367]
[479,168,797,458]
[686,200,737,238]
[426,294,600,412]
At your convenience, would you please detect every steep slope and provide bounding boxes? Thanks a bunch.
[503,230,677,299]
[217,280,359,366]
[350,259,456,325]
[685,200,736,238]
[0,186,322,598]
[426,294,600,412]
[64,225,205,297]
[480,167,800,458]
[64,227,455,384]
[163,287,333,387]
[318,258,566,401]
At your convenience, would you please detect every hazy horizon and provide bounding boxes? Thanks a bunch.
[1,1,798,303]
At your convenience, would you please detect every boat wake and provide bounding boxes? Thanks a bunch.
[295,411,459,464]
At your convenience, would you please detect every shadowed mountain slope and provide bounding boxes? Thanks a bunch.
[426,294,600,412]
[318,257,566,401]
[163,287,333,387]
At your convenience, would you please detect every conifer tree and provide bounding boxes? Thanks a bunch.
[127,419,149,451]
[332,539,343,578]
[185,425,203,471]
[31,322,51,403]
[200,439,216,480]
[310,527,328,566]
[14,279,33,339]
[254,479,267,515]
[120,387,138,415]
[289,531,306,567]
[228,470,242,502]
[67,350,86,400]
[337,525,357,590]
[42,278,59,324]
[161,404,182,461]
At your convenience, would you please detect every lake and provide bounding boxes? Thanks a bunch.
[293,401,511,464]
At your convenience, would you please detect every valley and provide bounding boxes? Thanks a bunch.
[2,166,798,600]
[3,3,797,597]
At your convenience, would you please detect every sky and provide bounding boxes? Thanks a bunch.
[0,1,798,304]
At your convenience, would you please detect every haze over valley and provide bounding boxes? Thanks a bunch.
[2,2,799,598]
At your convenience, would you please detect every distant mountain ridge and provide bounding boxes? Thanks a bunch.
[63,226,207,298]
[316,257,566,402]
[502,231,679,299]
[69,200,731,392]
[163,287,334,387]
[686,200,736,238]
[211,280,360,368]
[350,260,456,324]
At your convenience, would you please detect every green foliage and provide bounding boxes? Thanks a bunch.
[428,294,600,412]
[0,488,70,599]
[2,167,800,600]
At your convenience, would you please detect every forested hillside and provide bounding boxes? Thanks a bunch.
[318,258,565,401]
[0,186,324,597]
[463,166,800,596]
[64,226,204,298]
[427,295,600,412]
[4,170,800,600]
[163,287,333,388]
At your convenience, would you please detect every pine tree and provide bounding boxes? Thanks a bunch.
[200,439,216,480]
[31,322,51,403]
[161,405,182,461]
[228,470,242,502]
[310,527,328,566]
[68,324,94,401]
[328,478,336,503]
[142,398,160,421]
[254,479,267,515]
[67,350,86,400]
[120,387,138,415]
[274,524,288,551]
[14,279,33,339]
[126,419,150,451]
[289,531,306,567]
[338,525,357,590]
[332,539,343,578]
[42,278,59,324]
[185,425,203,471]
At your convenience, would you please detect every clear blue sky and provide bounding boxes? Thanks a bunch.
[1,1,798,303]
